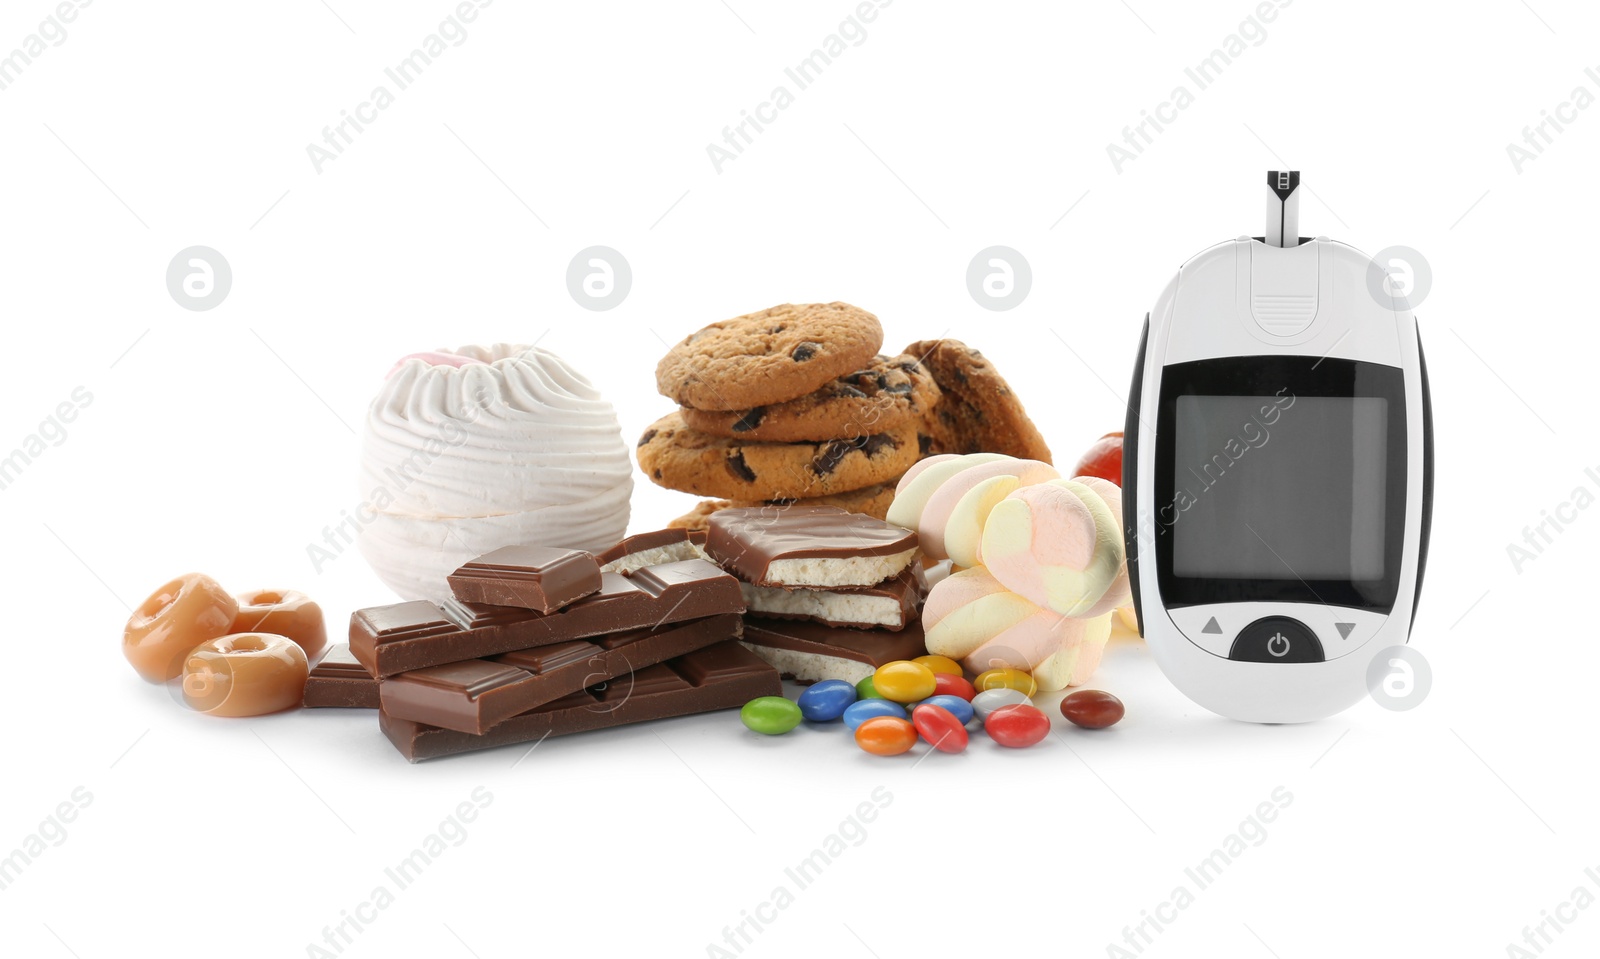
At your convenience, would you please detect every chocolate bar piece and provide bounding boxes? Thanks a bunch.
[379,613,741,734]
[303,645,379,708]
[740,616,927,685]
[379,641,780,761]
[705,505,918,588]
[350,559,743,677]
[739,565,926,630]
[598,528,707,574]
[446,544,602,612]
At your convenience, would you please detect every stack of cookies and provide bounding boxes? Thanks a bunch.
[642,303,936,527]
[640,302,1053,530]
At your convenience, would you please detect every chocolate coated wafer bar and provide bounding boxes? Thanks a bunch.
[379,641,779,762]
[303,645,379,708]
[740,565,926,631]
[379,613,741,734]
[446,544,602,612]
[705,505,918,588]
[740,617,927,685]
[350,559,743,677]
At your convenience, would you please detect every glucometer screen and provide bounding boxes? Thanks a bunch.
[1152,356,1406,610]
[1171,395,1389,580]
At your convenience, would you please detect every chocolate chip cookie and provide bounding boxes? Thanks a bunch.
[637,412,919,500]
[668,499,732,532]
[655,303,884,412]
[667,482,900,532]
[678,353,939,443]
[904,338,1053,464]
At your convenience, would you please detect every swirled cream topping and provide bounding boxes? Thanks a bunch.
[356,344,633,599]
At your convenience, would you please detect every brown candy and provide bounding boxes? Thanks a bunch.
[182,633,309,717]
[123,573,240,682]
[1060,689,1124,729]
[232,589,327,660]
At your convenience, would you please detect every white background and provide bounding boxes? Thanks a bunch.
[2,1,1596,957]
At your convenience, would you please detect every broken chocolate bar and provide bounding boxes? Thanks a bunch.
[379,641,779,761]
[446,544,602,613]
[379,613,741,735]
[303,644,379,708]
[704,505,918,588]
[598,528,707,574]
[740,616,927,685]
[349,560,744,677]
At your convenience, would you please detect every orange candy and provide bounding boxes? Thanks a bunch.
[182,633,309,717]
[232,589,327,660]
[123,574,240,682]
[854,716,919,756]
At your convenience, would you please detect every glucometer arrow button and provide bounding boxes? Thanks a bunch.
[1202,617,1223,634]
[1335,622,1356,639]
[1229,617,1325,664]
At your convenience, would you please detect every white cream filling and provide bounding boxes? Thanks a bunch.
[739,643,874,685]
[740,582,905,627]
[761,548,917,588]
[600,541,708,574]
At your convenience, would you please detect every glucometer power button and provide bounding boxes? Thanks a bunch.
[1229,617,1325,664]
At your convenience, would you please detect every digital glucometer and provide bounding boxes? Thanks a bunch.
[1123,172,1433,723]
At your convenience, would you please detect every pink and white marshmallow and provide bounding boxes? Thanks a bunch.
[980,479,1125,617]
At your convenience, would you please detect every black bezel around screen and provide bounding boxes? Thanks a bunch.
[1153,355,1407,612]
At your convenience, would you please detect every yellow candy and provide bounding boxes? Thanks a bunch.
[913,654,964,677]
[974,667,1037,698]
[872,661,938,703]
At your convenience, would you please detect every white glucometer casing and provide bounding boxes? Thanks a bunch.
[1123,172,1433,723]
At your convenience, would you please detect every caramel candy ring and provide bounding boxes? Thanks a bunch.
[123,573,240,683]
[182,633,309,717]
[232,589,327,661]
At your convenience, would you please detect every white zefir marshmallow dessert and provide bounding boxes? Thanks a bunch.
[355,344,633,601]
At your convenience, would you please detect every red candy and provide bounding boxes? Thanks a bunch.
[1072,431,1124,484]
[933,672,977,702]
[1061,689,1125,729]
[984,703,1051,748]
[912,704,969,753]
[855,716,919,756]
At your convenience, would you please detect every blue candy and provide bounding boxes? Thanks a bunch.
[842,698,907,732]
[797,680,858,722]
[913,694,975,726]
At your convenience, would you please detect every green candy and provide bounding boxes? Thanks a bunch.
[856,675,885,700]
[740,696,802,735]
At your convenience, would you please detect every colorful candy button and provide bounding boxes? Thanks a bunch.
[971,687,1031,722]
[856,675,884,700]
[974,666,1037,697]
[872,661,938,703]
[1061,689,1124,729]
[914,694,975,726]
[796,680,857,722]
[913,654,964,676]
[911,704,969,753]
[843,699,907,732]
[984,703,1051,748]
[740,696,802,735]
[855,716,918,756]
[933,672,977,702]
